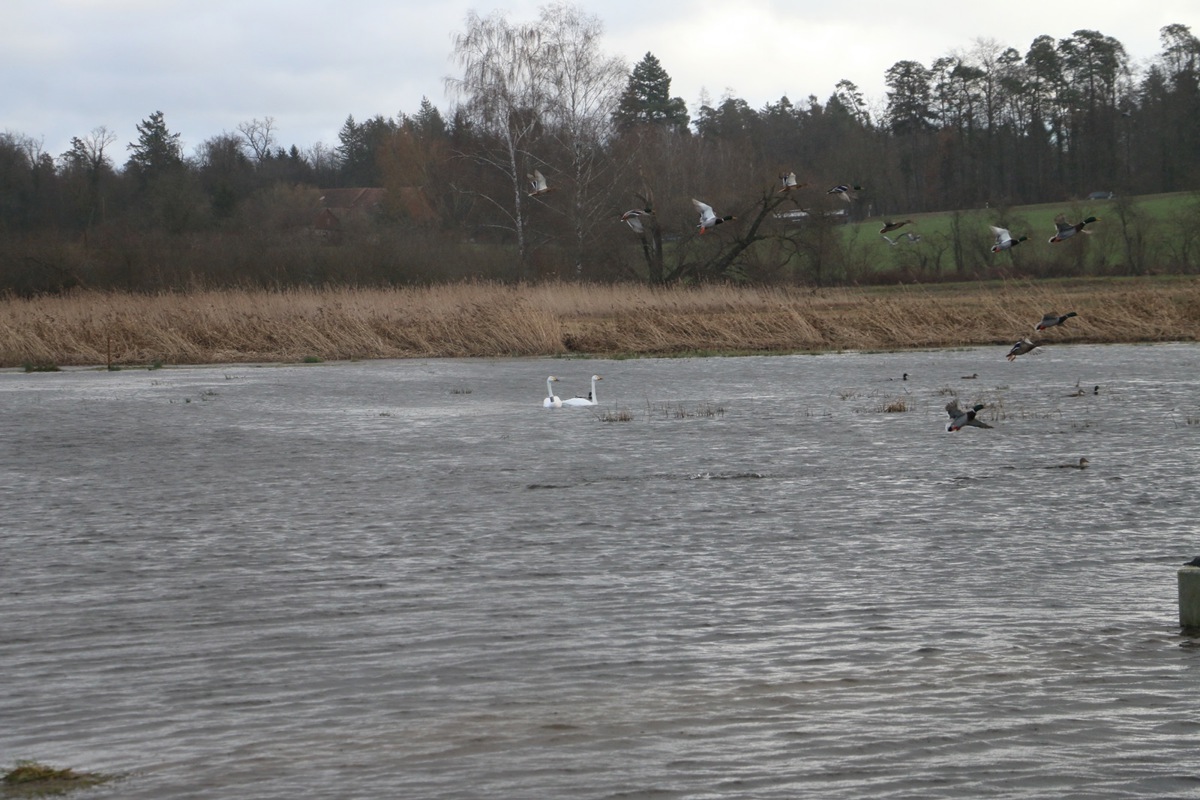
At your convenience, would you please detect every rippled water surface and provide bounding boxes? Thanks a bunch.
[3,344,1200,799]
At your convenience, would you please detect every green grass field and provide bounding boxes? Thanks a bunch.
[844,191,1200,280]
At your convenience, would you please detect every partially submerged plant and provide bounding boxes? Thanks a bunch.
[21,362,60,373]
[3,760,114,795]
[653,402,725,419]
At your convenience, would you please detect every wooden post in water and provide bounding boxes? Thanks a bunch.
[1179,562,1200,631]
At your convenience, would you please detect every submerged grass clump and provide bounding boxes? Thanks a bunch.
[653,402,726,419]
[21,362,60,373]
[3,760,114,796]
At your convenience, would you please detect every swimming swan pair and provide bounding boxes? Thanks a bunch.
[543,375,602,408]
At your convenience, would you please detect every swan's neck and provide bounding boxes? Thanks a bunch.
[589,378,598,404]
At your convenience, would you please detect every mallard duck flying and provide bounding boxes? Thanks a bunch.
[827,184,862,202]
[693,199,735,234]
[777,171,805,194]
[1049,214,1097,243]
[527,169,554,197]
[1036,311,1077,331]
[990,225,1028,252]
[946,400,992,431]
[620,208,652,234]
[879,219,913,234]
[1006,337,1039,361]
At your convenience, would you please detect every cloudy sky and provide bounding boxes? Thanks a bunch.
[4,0,1197,161]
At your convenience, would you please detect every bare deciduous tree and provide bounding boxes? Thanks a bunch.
[237,117,277,163]
[447,10,549,276]
[537,3,627,275]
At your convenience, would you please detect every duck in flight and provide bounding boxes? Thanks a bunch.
[1006,337,1039,361]
[693,199,735,234]
[777,171,805,194]
[528,169,554,198]
[879,219,914,234]
[1036,311,1078,331]
[562,375,603,407]
[990,225,1028,252]
[827,184,863,202]
[1049,214,1097,243]
[946,400,991,431]
[620,208,652,234]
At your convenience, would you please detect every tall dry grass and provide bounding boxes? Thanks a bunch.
[2,277,1198,367]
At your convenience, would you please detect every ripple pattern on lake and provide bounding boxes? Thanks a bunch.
[3,345,1200,799]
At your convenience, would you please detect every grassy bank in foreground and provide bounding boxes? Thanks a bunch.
[2,277,1198,368]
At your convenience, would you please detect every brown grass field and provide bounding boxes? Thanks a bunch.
[2,277,1198,368]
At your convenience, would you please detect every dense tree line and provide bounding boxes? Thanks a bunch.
[1,6,1198,294]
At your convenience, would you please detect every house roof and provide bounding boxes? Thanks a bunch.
[390,187,437,224]
[317,188,387,210]
[314,186,437,225]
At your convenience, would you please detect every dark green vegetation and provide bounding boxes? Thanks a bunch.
[2,761,114,797]
[2,12,1198,295]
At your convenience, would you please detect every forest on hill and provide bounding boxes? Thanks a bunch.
[2,7,1198,295]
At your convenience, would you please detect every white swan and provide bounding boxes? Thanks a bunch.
[543,376,562,408]
[562,375,602,407]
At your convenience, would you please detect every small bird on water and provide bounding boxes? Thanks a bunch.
[1053,457,1090,469]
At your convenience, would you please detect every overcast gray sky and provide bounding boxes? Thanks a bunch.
[4,1,1197,161]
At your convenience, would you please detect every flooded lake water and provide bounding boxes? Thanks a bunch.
[3,343,1200,799]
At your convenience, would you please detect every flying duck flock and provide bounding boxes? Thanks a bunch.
[535,168,1095,459]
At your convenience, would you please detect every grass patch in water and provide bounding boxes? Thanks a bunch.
[653,402,726,419]
[2,761,114,796]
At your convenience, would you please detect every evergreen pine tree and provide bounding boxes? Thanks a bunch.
[612,52,690,132]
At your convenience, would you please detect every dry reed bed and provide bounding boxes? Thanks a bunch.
[1,279,1198,368]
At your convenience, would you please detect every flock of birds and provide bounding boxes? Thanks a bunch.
[607,168,1104,251]
[946,308,1083,439]
[992,214,1100,251]
[540,167,1095,447]
[540,308,1086,449]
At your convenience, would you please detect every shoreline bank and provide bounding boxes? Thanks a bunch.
[2,277,1197,368]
